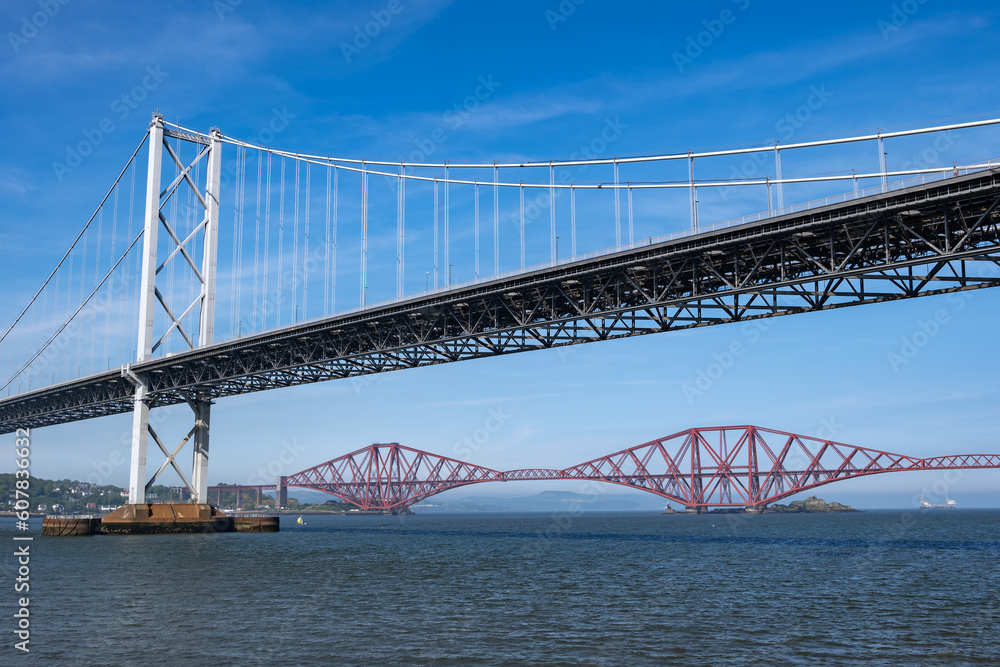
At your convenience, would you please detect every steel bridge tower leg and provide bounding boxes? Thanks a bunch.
[127,115,164,505]
[275,476,287,509]
[189,128,221,504]
[125,116,222,506]
[190,397,212,503]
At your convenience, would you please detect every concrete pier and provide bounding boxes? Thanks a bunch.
[42,504,279,536]
[42,516,102,536]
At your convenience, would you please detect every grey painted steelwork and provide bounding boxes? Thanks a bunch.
[121,116,223,504]
[2,169,999,434]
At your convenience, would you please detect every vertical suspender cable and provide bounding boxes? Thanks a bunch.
[399,165,406,296]
[361,161,368,307]
[570,183,576,257]
[877,130,888,193]
[688,151,698,231]
[332,166,338,312]
[125,160,136,361]
[433,179,439,288]
[39,269,47,384]
[104,182,119,368]
[89,207,103,372]
[474,181,480,279]
[277,157,285,326]
[774,142,784,209]
[396,163,406,298]
[303,162,311,319]
[78,222,88,370]
[230,146,240,339]
[444,164,450,285]
[627,183,634,245]
[519,182,525,270]
[236,145,247,336]
[253,149,262,332]
[325,163,331,314]
[614,158,621,246]
[263,153,272,329]
[292,159,300,320]
[493,164,499,276]
[549,163,556,262]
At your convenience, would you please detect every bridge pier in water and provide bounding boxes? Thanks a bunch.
[90,115,271,535]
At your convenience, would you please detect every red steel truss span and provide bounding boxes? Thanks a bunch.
[276,426,1000,512]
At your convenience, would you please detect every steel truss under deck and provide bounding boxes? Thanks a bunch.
[3,169,1000,433]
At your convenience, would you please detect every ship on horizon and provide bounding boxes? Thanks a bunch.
[920,492,957,510]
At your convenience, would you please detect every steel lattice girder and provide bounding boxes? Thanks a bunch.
[272,426,1000,510]
[3,170,1000,433]
[283,443,506,511]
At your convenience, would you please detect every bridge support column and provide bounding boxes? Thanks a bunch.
[275,476,287,509]
[125,114,163,505]
[684,506,708,514]
[190,397,212,504]
[120,115,225,511]
[127,381,150,504]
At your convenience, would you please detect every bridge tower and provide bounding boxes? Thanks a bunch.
[122,113,223,507]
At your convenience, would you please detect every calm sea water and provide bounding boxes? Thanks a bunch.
[2,510,999,665]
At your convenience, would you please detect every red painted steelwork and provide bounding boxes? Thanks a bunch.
[279,426,1000,512]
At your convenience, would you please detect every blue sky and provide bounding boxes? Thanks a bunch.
[2,0,1000,508]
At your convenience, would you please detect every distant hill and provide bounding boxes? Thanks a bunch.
[411,490,667,513]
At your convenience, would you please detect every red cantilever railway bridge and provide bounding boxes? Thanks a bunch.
[207,426,1000,513]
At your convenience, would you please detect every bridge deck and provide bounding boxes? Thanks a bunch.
[3,169,999,433]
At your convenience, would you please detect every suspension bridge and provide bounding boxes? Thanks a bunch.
[2,113,999,512]
[205,426,1000,513]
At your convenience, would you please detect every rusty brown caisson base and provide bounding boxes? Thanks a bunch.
[42,504,279,536]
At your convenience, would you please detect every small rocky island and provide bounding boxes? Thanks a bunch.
[765,496,859,513]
